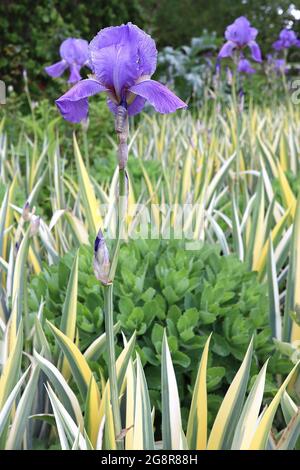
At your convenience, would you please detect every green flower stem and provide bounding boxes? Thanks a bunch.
[103,283,122,448]
[231,54,242,206]
[103,107,128,449]
[81,119,90,172]
[109,168,126,281]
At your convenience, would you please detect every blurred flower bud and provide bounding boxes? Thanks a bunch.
[93,229,111,285]
[23,69,28,83]
[22,201,31,221]
[81,116,89,132]
[226,66,233,86]
[30,215,40,236]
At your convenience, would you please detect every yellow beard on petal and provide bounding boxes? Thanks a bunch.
[126,74,151,105]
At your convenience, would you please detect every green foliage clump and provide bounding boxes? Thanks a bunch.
[29,238,291,424]
[0,0,144,100]
[157,32,218,104]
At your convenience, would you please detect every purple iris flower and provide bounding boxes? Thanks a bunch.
[237,58,256,74]
[267,54,287,74]
[45,38,91,84]
[55,23,187,123]
[273,29,300,51]
[218,16,262,63]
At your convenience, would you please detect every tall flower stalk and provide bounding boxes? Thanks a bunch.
[55,22,186,447]
[218,16,262,203]
[103,105,129,448]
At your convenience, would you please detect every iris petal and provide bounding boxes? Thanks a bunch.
[249,41,262,62]
[45,60,68,78]
[128,95,147,115]
[128,80,187,114]
[55,79,108,123]
[225,17,253,46]
[68,63,82,83]
[60,38,89,66]
[218,41,236,58]
[89,23,157,98]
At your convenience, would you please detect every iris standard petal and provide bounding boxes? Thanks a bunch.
[89,23,157,97]
[249,41,262,62]
[225,16,252,46]
[128,80,187,114]
[250,27,258,41]
[68,63,82,83]
[218,41,236,58]
[60,38,89,65]
[55,79,108,123]
[90,23,157,76]
[90,42,138,99]
[45,60,68,78]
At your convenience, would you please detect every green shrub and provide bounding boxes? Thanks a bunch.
[28,237,292,425]
[0,0,144,101]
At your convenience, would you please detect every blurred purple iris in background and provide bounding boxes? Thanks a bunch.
[273,29,300,51]
[237,58,256,74]
[45,38,91,84]
[218,16,262,62]
[267,54,287,74]
[56,23,187,123]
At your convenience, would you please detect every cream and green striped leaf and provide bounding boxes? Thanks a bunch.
[133,355,155,450]
[73,133,102,234]
[283,195,300,342]
[46,384,87,450]
[207,337,253,449]
[249,361,300,449]
[231,360,269,449]
[59,251,79,377]
[161,332,184,450]
[33,349,83,428]
[46,320,97,402]
[5,364,40,450]
[187,334,211,450]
